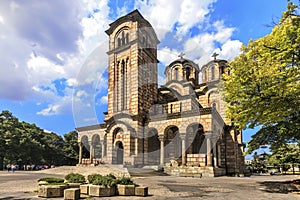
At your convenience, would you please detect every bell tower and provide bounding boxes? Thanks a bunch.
[105,10,159,119]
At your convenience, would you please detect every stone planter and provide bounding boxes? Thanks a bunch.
[67,183,82,188]
[38,185,68,198]
[80,184,90,194]
[89,185,115,197]
[135,186,148,197]
[117,184,135,196]
[64,188,80,200]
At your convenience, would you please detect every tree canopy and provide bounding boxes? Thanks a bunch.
[223,2,300,152]
[0,110,79,170]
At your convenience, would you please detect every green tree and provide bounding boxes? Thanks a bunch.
[62,131,79,165]
[40,132,65,166]
[0,110,78,169]
[223,2,300,152]
[268,144,300,174]
[0,110,21,168]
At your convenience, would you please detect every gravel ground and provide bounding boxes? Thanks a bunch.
[0,166,299,200]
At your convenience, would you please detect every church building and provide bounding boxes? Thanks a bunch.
[76,10,245,177]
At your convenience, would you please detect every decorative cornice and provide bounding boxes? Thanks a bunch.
[76,124,105,132]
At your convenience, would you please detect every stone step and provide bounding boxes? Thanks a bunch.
[127,167,168,177]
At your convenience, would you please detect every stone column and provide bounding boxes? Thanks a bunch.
[78,142,83,164]
[213,143,217,167]
[135,137,138,155]
[217,142,222,167]
[158,135,164,166]
[205,131,212,167]
[101,141,105,160]
[180,134,186,166]
[89,142,94,164]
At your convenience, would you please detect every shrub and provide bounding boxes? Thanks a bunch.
[65,173,86,183]
[38,177,64,184]
[87,174,103,184]
[107,173,116,179]
[116,177,135,185]
[87,174,118,187]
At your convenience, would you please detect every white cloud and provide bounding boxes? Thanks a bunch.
[0,0,243,126]
[135,0,216,40]
[135,0,182,40]
[0,15,4,24]
[158,75,165,86]
[181,20,240,67]
[37,105,61,116]
[100,96,108,105]
[27,53,65,85]
[215,40,242,61]
[177,0,216,36]
[158,47,180,65]
[0,0,111,119]
[213,21,235,43]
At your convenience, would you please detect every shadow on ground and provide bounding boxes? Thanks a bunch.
[0,198,31,200]
[258,180,300,194]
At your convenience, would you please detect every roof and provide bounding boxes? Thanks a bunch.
[164,58,200,74]
[200,59,227,71]
[105,9,159,43]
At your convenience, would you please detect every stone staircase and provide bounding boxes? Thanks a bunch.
[126,166,168,177]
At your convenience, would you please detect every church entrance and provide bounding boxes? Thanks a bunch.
[116,142,124,164]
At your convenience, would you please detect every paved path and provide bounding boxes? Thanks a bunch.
[0,167,299,199]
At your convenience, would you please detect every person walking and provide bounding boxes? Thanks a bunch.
[11,164,15,172]
[6,164,11,172]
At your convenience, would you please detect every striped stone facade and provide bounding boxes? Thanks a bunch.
[76,10,245,176]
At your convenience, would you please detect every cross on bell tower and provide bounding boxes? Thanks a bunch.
[178,52,185,59]
[212,52,219,61]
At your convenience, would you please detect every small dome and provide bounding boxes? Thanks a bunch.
[164,56,200,85]
[201,59,228,83]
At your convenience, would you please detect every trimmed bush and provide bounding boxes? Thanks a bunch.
[87,174,103,184]
[87,174,119,187]
[93,176,117,187]
[65,173,86,183]
[107,173,116,179]
[116,177,135,185]
[38,177,64,184]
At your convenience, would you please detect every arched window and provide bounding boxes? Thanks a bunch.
[211,65,215,80]
[125,33,129,44]
[186,67,191,80]
[175,68,179,80]
[121,32,125,46]
[116,30,129,48]
[118,38,121,47]
[212,102,217,110]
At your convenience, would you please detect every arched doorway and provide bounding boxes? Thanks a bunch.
[116,141,124,164]
[147,129,160,165]
[164,126,181,163]
[186,124,205,154]
[81,136,90,164]
[92,135,101,159]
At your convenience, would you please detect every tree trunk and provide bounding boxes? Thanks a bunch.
[0,156,3,170]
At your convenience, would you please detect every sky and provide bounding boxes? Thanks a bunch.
[0,0,298,146]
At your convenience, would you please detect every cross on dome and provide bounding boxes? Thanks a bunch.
[212,52,219,60]
[178,52,185,59]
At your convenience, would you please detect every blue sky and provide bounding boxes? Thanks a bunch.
[0,0,297,147]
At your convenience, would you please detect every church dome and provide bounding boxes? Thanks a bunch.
[164,54,200,85]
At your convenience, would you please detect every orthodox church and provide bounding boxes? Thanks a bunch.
[76,10,245,177]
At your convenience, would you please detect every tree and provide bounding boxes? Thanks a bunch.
[223,1,300,152]
[268,144,300,174]
[62,131,79,165]
[0,110,79,169]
